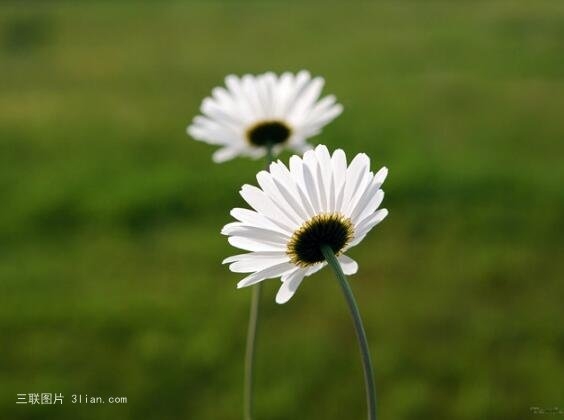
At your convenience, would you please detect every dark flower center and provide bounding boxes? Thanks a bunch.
[246,120,291,147]
[287,213,354,268]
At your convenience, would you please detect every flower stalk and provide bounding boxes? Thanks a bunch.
[244,282,261,420]
[321,244,377,420]
[243,142,275,420]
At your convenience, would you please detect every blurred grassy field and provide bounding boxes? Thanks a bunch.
[1,1,563,419]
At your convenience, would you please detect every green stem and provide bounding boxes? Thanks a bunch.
[243,142,275,420]
[321,244,377,420]
[244,282,261,420]
[265,142,275,163]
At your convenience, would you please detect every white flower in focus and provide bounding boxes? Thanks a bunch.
[222,145,388,304]
[187,71,343,163]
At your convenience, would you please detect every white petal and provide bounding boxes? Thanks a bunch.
[374,166,388,187]
[210,87,243,122]
[357,208,388,233]
[338,255,359,275]
[298,97,343,137]
[237,262,295,288]
[228,236,285,252]
[241,75,264,118]
[288,155,317,217]
[302,150,323,213]
[223,251,288,264]
[188,117,240,146]
[348,168,384,223]
[256,72,276,117]
[212,147,241,163]
[221,222,289,238]
[331,148,347,211]
[271,72,293,116]
[275,269,306,304]
[308,102,343,128]
[240,185,296,232]
[341,153,369,213]
[229,254,290,273]
[229,208,291,235]
[268,162,310,221]
[315,145,332,210]
[350,209,389,247]
[306,95,337,120]
[305,262,326,276]
[256,170,302,225]
[222,225,289,245]
[354,189,384,225]
[345,170,373,217]
[201,97,244,127]
[281,70,312,117]
[225,74,255,121]
[288,77,324,124]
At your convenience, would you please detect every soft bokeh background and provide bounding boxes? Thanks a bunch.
[1,1,563,419]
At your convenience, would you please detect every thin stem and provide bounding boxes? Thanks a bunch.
[243,282,261,420]
[265,142,275,163]
[243,142,275,420]
[321,244,377,420]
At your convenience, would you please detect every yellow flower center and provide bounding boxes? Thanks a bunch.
[246,120,291,147]
[287,213,355,268]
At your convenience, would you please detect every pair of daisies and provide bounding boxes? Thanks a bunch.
[188,70,388,304]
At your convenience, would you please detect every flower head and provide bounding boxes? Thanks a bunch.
[222,145,388,304]
[188,71,343,163]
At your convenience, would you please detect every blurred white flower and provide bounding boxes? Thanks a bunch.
[187,71,343,163]
[222,145,388,304]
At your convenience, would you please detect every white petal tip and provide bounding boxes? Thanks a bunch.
[212,148,236,163]
[275,290,292,304]
[375,167,389,184]
[377,209,389,223]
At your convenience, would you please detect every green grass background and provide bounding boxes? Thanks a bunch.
[1,1,563,419]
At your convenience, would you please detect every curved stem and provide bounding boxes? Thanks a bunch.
[321,245,377,420]
[243,142,275,420]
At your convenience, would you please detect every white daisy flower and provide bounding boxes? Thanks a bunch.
[222,144,388,304]
[187,71,343,163]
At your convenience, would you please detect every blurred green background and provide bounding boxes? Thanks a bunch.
[1,1,563,419]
